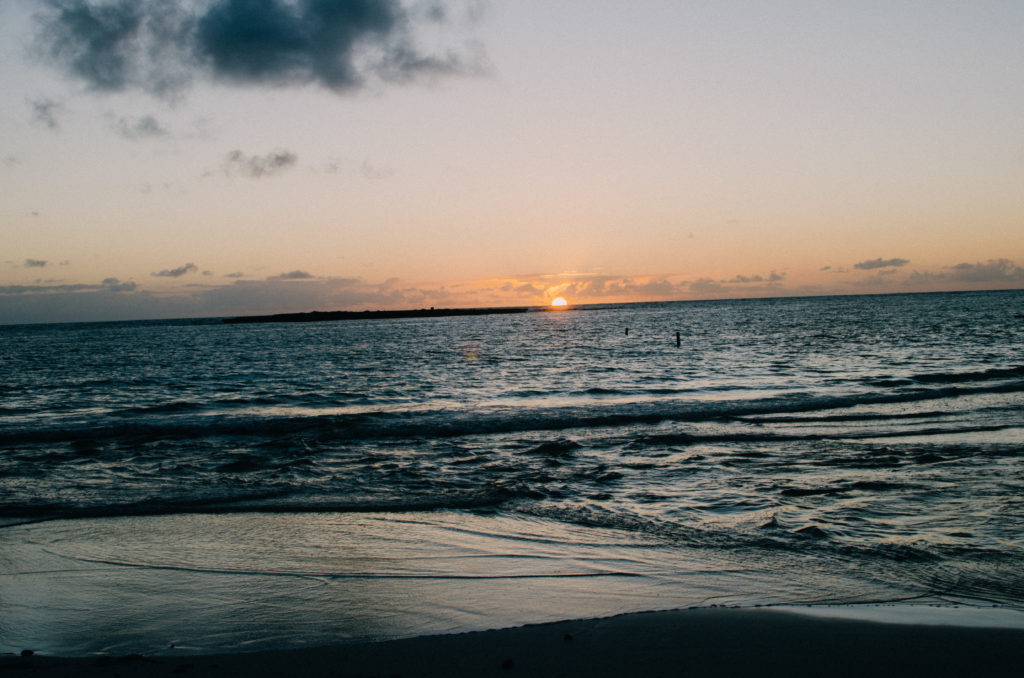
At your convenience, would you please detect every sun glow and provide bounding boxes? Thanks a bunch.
[551,297,568,308]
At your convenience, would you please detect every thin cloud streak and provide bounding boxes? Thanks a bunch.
[0,277,136,294]
[854,258,910,270]
[151,262,198,278]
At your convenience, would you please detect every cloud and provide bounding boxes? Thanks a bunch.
[360,159,394,180]
[24,259,48,267]
[946,259,1024,282]
[0,277,136,295]
[269,270,314,280]
[498,282,542,297]
[101,277,138,291]
[907,259,1024,285]
[543,275,690,302]
[29,97,64,129]
[192,274,450,316]
[151,262,198,277]
[224,271,246,278]
[0,283,94,294]
[223,149,297,177]
[489,270,796,304]
[0,273,396,321]
[853,257,909,270]
[6,258,1024,325]
[32,0,485,97]
[689,278,724,294]
[726,271,784,284]
[111,114,168,139]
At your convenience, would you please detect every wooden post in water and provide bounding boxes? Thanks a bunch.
[676,331,681,347]
[625,328,629,336]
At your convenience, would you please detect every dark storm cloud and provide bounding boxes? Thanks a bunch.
[111,114,168,139]
[24,259,48,267]
[223,149,298,177]
[151,262,198,277]
[29,97,64,129]
[853,257,909,270]
[33,0,484,96]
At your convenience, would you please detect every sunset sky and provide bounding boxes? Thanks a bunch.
[2,1,1023,323]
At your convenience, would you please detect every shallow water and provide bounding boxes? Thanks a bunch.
[1,290,1023,654]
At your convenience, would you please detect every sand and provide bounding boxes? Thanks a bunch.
[3,607,1024,677]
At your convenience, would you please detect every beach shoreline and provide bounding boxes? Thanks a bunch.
[5,606,1024,677]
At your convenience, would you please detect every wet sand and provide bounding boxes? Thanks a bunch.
[4,606,1023,677]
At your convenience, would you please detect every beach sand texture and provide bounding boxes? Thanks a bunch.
[4,607,1024,678]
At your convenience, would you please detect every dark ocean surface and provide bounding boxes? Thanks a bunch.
[2,291,1023,655]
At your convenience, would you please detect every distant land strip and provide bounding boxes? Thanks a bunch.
[223,307,539,324]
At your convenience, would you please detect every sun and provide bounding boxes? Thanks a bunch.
[550,297,569,308]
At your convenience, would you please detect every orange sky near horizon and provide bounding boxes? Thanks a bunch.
[1,1,1022,323]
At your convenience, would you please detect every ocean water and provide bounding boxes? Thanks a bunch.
[2,290,1023,655]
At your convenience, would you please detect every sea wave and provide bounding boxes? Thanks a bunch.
[0,486,531,523]
[2,377,1021,447]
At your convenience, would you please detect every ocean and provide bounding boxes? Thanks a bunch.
[2,290,1023,655]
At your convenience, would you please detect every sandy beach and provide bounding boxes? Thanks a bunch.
[4,607,1023,678]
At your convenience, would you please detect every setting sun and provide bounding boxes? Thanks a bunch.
[551,297,568,308]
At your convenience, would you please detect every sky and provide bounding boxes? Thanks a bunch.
[2,0,1023,323]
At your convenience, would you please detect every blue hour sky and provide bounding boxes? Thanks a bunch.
[2,1,1023,323]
